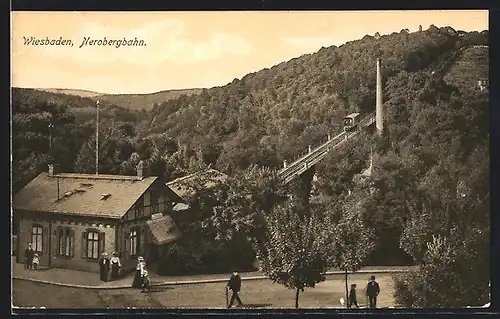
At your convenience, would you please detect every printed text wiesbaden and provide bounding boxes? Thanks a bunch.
[23,37,74,46]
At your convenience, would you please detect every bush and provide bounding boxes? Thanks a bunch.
[393,228,490,308]
[393,270,427,308]
[157,242,205,275]
[157,234,257,276]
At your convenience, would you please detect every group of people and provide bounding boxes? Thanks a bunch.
[346,275,381,309]
[100,253,150,292]
[227,272,381,309]
[98,252,123,282]
[23,241,380,308]
[23,243,40,271]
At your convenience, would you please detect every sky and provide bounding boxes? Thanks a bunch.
[11,10,488,94]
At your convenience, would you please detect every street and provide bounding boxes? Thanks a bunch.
[13,273,396,309]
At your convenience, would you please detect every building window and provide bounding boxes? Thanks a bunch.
[82,229,105,260]
[135,197,144,218]
[57,227,74,257]
[129,228,141,257]
[151,190,159,213]
[86,231,100,259]
[31,225,43,253]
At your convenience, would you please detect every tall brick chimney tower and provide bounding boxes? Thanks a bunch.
[376,58,384,136]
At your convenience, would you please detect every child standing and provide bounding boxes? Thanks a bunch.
[32,253,40,271]
[348,284,359,308]
[141,269,151,293]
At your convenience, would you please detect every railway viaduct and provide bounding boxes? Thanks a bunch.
[277,58,384,202]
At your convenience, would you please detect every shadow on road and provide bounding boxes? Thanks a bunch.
[146,286,173,293]
[242,303,273,308]
[30,268,51,272]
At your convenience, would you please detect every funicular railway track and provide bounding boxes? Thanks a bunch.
[278,113,375,184]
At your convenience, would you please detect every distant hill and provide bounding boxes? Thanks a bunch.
[95,89,203,110]
[38,88,103,98]
[35,88,203,110]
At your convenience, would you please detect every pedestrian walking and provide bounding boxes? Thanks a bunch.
[347,284,359,308]
[98,252,110,282]
[366,275,380,308]
[32,253,40,271]
[24,243,35,270]
[110,252,122,280]
[132,256,146,289]
[227,271,243,308]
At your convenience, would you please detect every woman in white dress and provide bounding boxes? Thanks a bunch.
[110,252,122,280]
[132,256,145,289]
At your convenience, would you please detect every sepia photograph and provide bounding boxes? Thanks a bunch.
[10,10,490,310]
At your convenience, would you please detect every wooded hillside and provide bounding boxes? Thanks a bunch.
[12,26,488,194]
[143,26,488,175]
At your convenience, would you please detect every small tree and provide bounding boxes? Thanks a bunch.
[255,201,332,308]
[399,200,434,265]
[331,210,376,306]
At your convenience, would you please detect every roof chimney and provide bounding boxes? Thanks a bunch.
[136,160,144,178]
[48,164,59,176]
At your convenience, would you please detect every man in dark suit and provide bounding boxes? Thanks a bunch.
[24,243,35,270]
[99,252,110,282]
[366,275,380,308]
[227,271,243,308]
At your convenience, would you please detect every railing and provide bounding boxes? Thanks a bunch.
[278,113,375,183]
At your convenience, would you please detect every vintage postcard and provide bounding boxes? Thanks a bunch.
[11,10,490,311]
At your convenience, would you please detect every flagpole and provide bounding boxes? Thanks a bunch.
[96,100,100,175]
[48,123,54,155]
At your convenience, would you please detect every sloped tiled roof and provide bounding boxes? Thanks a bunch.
[146,215,181,245]
[172,202,190,211]
[13,172,158,219]
[166,168,228,201]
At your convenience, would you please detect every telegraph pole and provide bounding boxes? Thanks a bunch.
[96,100,100,175]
